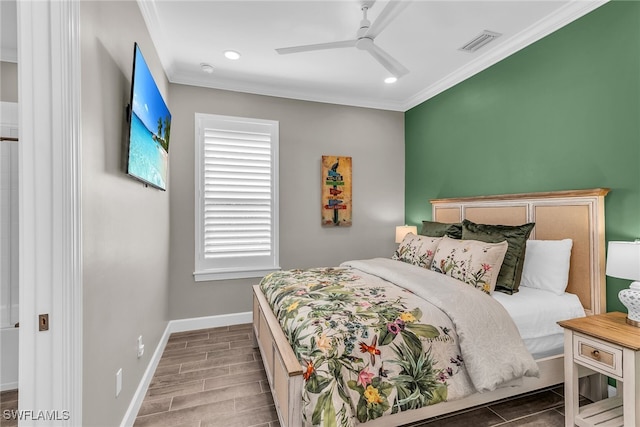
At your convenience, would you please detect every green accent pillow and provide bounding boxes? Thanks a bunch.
[461,219,535,294]
[420,221,462,239]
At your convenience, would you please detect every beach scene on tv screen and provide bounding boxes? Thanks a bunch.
[128,46,171,190]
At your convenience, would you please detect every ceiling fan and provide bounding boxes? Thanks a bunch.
[276,0,411,78]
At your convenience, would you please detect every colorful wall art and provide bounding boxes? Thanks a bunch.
[321,155,352,227]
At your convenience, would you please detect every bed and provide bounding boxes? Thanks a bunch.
[252,188,609,427]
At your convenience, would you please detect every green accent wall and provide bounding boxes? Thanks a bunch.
[405,1,640,313]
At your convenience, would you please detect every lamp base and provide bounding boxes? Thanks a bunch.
[619,281,640,328]
[626,317,640,327]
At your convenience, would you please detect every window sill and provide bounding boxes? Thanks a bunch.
[193,266,281,282]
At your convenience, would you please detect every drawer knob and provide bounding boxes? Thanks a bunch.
[591,349,600,360]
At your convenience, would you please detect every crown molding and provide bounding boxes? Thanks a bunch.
[170,70,407,111]
[136,0,172,75]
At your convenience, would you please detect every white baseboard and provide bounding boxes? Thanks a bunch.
[120,311,252,427]
[1,381,18,392]
[168,311,252,334]
[119,325,171,427]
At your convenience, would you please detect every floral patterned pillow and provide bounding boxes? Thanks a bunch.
[392,233,441,269]
[430,236,508,294]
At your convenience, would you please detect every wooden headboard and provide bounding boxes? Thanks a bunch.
[431,189,609,316]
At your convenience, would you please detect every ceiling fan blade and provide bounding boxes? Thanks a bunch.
[365,0,411,39]
[276,39,357,55]
[365,43,409,77]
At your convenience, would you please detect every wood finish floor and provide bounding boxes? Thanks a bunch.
[0,323,586,427]
[134,323,277,427]
[402,386,580,426]
[0,389,18,427]
[133,324,585,427]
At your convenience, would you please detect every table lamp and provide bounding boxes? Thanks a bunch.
[606,240,640,327]
[395,225,417,244]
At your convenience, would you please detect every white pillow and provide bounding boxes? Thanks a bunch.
[520,239,573,295]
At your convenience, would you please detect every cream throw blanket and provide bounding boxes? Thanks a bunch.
[341,258,539,392]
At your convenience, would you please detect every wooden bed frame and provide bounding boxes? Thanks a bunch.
[252,188,610,427]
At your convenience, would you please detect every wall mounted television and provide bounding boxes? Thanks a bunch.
[126,42,171,191]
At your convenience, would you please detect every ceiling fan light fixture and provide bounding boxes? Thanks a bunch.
[224,50,241,60]
[274,0,410,78]
[384,76,397,84]
[355,37,374,51]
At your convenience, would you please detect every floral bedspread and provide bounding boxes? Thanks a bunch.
[259,262,480,426]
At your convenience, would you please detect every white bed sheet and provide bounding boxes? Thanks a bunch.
[492,286,585,359]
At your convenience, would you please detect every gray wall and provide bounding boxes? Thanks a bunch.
[0,61,18,102]
[80,1,170,425]
[168,85,405,319]
[78,1,403,421]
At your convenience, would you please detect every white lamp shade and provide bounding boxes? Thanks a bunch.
[606,241,640,281]
[395,225,417,243]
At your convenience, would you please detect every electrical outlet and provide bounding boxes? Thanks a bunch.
[116,368,122,397]
[137,335,145,358]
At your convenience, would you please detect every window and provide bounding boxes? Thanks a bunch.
[194,113,279,281]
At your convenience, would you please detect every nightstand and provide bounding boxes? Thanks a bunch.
[559,312,640,427]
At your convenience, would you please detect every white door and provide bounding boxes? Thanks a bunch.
[17,1,82,425]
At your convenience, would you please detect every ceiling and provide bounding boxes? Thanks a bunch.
[2,1,607,111]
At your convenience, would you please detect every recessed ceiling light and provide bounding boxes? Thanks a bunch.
[200,63,214,74]
[224,50,241,60]
[384,77,397,84]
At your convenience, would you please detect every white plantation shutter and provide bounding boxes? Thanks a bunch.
[203,129,272,257]
[194,114,279,281]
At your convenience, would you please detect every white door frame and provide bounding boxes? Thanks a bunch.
[17,1,82,425]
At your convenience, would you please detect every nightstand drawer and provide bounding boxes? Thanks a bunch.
[573,333,623,378]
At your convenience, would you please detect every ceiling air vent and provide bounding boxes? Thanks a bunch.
[459,30,502,53]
